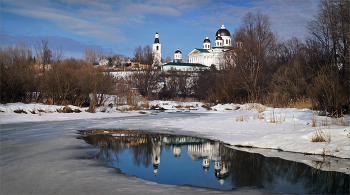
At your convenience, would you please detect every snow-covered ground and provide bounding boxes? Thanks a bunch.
[1,101,349,194]
[1,101,349,160]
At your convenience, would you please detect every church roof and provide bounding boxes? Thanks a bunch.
[194,48,210,53]
[203,36,211,43]
[162,62,208,67]
[216,29,230,37]
[216,23,230,37]
[175,48,182,53]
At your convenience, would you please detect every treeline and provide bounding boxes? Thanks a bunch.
[194,1,349,114]
[1,44,115,107]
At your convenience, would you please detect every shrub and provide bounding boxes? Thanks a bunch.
[14,109,27,114]
[57,106,73,113]
[86,103,96,113]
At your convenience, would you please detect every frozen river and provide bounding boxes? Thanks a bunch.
[1,112,349,194]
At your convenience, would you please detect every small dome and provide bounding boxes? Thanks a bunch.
[215,36,223,40]
[175,48,182,53]
[203,35,211,43]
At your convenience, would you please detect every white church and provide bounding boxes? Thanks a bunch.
[188,22,232,69]
[153,22,232,71]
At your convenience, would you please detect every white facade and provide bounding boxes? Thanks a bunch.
[152,32,162,65]
[188,23,232,70]
[174,48,182,60]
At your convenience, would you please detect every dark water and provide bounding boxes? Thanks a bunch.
[79,130,349,194]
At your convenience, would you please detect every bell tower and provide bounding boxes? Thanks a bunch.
[152,32,162,65]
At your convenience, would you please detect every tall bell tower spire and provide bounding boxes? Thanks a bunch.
[152,31,161,65]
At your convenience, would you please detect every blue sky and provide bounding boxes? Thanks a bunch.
[1,0,320,60]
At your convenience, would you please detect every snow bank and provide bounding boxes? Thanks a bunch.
[0,102,143,124]
[148,101,350,159]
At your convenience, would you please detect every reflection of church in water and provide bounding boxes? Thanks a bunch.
[188,142,230,185]
[150,136,230,185]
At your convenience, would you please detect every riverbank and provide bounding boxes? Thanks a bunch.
[1,101,349,159]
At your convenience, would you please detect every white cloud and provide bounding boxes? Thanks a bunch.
[184,0,320,40]
[2,1,125,42]
[122,4,181,16]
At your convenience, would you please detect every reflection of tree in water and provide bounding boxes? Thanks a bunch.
[81,133,160,168]
[223,146,349,194]
[129,134,154,168]
[82,134,126,161]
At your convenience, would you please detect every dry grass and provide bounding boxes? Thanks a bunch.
[174,105,183,109]
[311,128,331,142]
[140,102,149,109]
[312,114,317,127]
[256,106,265,113]
[201,103,212,110]
[269,110,285,123]
[150,104,165,110]
[287,98,313,109]
[57,106,74,113]
[330,116,349,126]
[311,129,326,142]
[340,118,349,126]
[253,113,265,120]
[322,117,329,126]
[236,115,249,122]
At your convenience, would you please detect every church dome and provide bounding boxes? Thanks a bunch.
[215,36,223,40]
[216,29,230,37]
[216,23,230,37]
[175,48,182,53]
[203,37,211,43]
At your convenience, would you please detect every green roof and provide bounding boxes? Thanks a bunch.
[194,48,210,53]
[162,62,208,67]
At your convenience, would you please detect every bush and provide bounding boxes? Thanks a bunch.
[1,44,37,103]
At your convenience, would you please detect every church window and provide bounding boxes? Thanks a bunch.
[156,46,159,50]
[226,39,228,44]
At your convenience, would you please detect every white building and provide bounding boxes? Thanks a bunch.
[152,32,162,65]
[188,23,232,69]
[161,47,208,71]
[174,48,182,62]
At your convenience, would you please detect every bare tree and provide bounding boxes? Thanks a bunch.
[306,0,350,113]
[132,45,160,97]
[232,11,277,101]
[1,43,37,103]
[35,38,64,72]
[83,47,99,65]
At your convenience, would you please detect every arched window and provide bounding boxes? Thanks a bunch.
[226,39,228,44]
[156,46,159,50]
